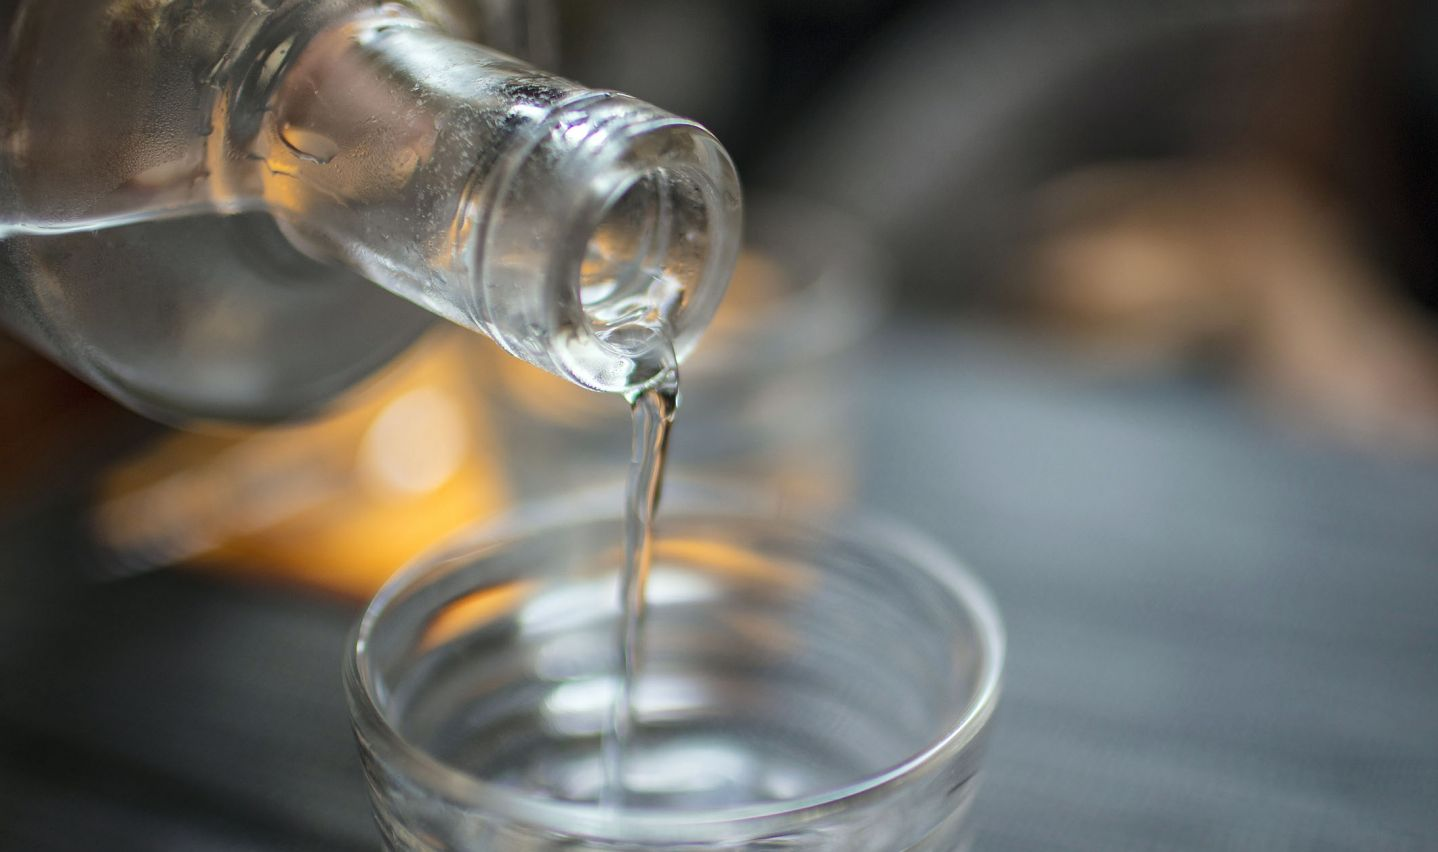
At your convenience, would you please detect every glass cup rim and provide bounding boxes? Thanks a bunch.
[344,489,1005,838]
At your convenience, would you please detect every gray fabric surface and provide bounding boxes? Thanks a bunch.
[860,328,1438,851]
[1,323,1436,850]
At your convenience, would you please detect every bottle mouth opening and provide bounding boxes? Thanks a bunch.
[576,167,685,389]
[579,170,677,322]
[557,118,740,393]
[475,98,739,395]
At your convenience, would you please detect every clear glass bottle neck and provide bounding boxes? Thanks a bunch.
[254,8,741,393]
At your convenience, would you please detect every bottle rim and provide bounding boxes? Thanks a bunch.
[472,95,742,394]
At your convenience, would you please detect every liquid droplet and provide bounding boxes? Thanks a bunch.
[278,124,340,165]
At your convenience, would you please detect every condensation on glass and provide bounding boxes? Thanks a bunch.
[0,0,741,421]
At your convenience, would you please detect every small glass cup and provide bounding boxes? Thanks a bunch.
[344,492,1003,850]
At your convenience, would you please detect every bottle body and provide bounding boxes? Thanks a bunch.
[0,0,740,422]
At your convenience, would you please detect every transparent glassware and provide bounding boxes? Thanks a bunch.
[0,0,740,421]
[345,491,1004,850]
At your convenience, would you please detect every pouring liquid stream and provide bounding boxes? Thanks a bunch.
[601,367,679,807]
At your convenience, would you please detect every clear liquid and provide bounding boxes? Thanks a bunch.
[392,356,910,815]
[395,534,925,809]
[381,328,954,826]
[366,503,990,849]
[602,370,679,806]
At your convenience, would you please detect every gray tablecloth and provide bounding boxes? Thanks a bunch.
[2,323,1435,850]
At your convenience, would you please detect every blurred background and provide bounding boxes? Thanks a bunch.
[4,0,1438,848]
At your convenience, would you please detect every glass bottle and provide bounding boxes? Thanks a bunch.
[0,0,741,422]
